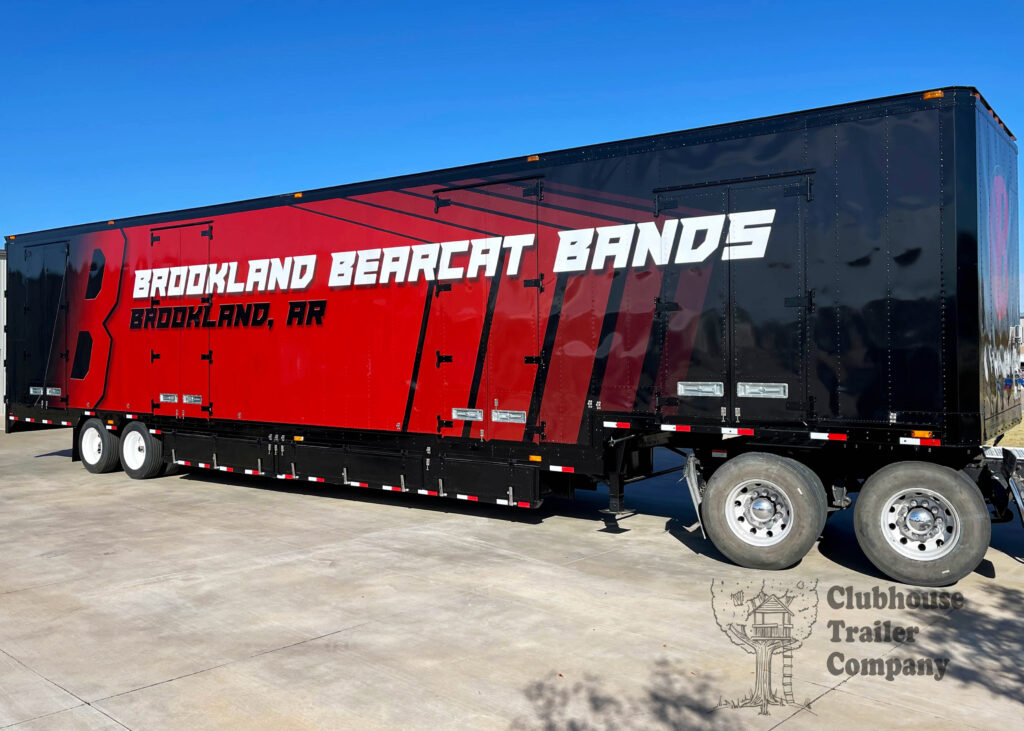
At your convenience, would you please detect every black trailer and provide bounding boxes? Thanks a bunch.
[4,86,1021,586]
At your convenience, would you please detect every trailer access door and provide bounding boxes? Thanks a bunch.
[656,174,809,426]
[6,241,69,413]
[147,223,212,420]
[727,176,810,423]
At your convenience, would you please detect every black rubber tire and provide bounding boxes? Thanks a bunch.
[853,462,990,586]
[119,422,164,479]
[79,418,121,474]
[702,452,828,570]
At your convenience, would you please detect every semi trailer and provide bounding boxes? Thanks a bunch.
[4,86,1021,586]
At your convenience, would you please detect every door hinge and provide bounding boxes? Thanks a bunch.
[524,422,546,440]
[784,177,814,201]
[200,225,213,239]
[150,350,161,362]
[200,295,212,304]
[436,351,453,368]
[150,233,160,245]
[784,290,815,312]
[201,403,213,414]
[437,415,454,432]
[59,350,69,361]
[434,283,452,296]
[524,355,544,366]
[150,298,161,307]
[524,275,544,292]
[200,350,213,363]
[654,297,681,317]
[434,196,452,214]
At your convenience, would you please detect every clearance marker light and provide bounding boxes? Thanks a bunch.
[293,192,303,198]
[923,90,944,100]
[911,430,934,439]
[293,435,304,442]
[527,155,539,162]
[529,455,542,462]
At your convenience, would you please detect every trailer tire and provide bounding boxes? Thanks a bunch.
[119,422,164,479]
[854,462,990,586]
[79,418,121,474]
[702,452,827,570]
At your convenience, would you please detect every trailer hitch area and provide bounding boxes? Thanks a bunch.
[1001,448,1024,529]
[981,446,1024,527]
[684,456,707,539]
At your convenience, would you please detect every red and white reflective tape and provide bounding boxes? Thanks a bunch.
[126,414,137,420]
[104,424,116,430]
[602,421,631,429]
[41,419,53,424]
[712,449,728,459]
[417,489,439,496]
[84,411,95,416]
[7,415,16,421]
[549,465,575,473]
[198,462,211,469]
[149,429,162,435]
[456,494,479,501]
[277,474,297,480]
[347,480,368,488]
[244,469,262,476]
[900,437,942,447]
[810,432,848,442]
[23,417,35,423]
[724,423,757,436]
[61,421,72,426]
[382,484,403,492]
[218,466,234,473]
[307,476,325,483]
[175,460,192,466]
[496,498,533,508]
[660,424,691,432]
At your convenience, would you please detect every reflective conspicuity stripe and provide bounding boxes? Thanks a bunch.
[175,460,192,466]
[722,427,754,436]
[660,424,691,432]
[126,414,137,420]
[218,466,234,472]
[198,462,211,469]
[382,485,402,492]
[149,429,162,435]
[7,416,16,421]
[456,494,478,501]
[899,437,942,447]
[104,424,115,430]
[244,469,262,476]
[549,465,575,473]
[277,474,297,480]
[602,421,631,429]
[810,432,848,441]
[307,476,325,483]
[84,411,95,416]
[41,419,52,424]
[347,481,368,487]
[417,489,439,496]
[61,421,72,426]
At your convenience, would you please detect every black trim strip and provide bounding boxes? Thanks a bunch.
[461,247,509,437]
[402,281,436,432]
[578,269,629,443]
[433,175,543,194]
[524,273,570,441]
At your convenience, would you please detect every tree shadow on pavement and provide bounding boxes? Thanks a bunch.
[511,658,741,730]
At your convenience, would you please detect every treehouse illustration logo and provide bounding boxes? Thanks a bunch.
[710,579,818,716]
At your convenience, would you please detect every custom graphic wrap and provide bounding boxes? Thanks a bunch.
[977,102,1021,435]
[14,174,777,445]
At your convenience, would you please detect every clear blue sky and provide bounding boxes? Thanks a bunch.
[3,1,1021,247]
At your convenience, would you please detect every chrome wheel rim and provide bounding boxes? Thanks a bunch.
[81,427,103,465]
[725,479,793,546]
[880,487,960,560]
[122,431,146,471]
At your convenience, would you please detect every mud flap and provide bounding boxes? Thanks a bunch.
[684,456,706,538]
[982,446,1024,528]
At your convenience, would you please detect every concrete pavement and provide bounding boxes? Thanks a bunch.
[1,428,1022,729]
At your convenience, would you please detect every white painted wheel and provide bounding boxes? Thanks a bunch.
[121,430,147,472]
[81,425,104,466]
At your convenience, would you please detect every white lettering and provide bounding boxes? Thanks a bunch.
[466,237,502,278]
[502,234,535,276]
[591,224,635,271]
[722,209,776,261]
[633,220,678,267]
[245,259,269,293]
[329,251,355,287]
[408,243,440,282]
[675,214,725,264]
[290,254,316,290]
[438,241,469,281]
[380,246,410,284]
[268,257,291,291]
[133,270,151,299]
[354,249,381,286]
[553,228,594,273]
